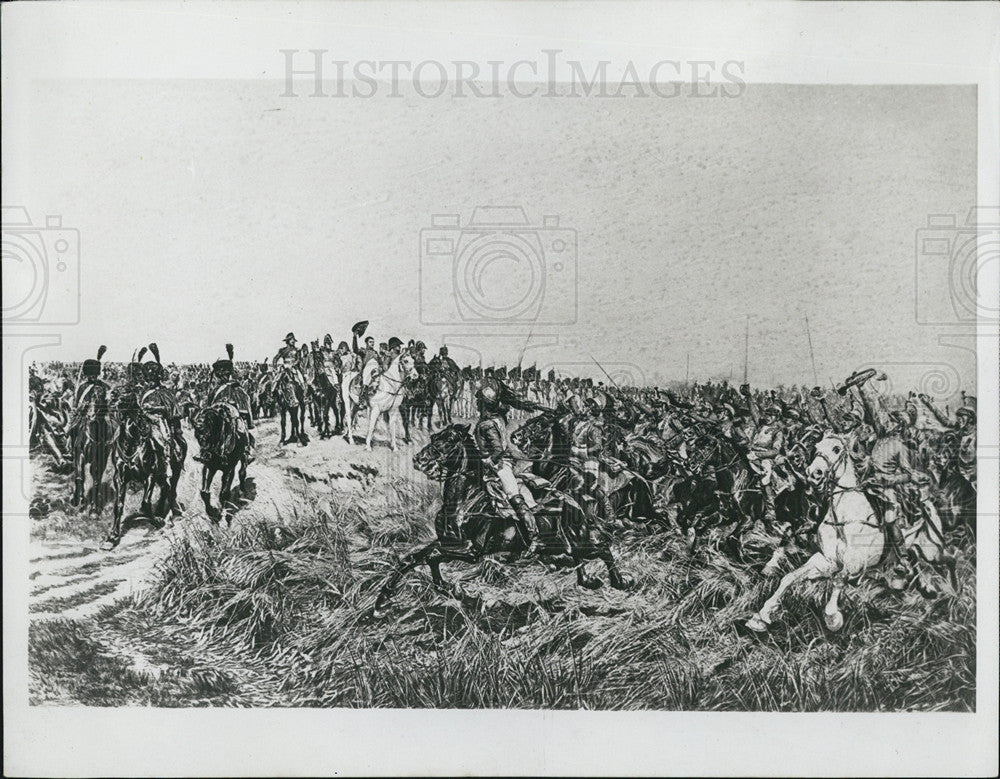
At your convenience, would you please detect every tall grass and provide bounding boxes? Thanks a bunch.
[129,483,976,711]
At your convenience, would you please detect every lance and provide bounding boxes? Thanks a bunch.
[743,315,750,384]
[589,353,620,389]
[805,314,819,386]
[685,353,690,384]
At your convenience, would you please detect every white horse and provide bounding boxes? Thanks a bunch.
[747,431,887,633]
[344,353,418,451]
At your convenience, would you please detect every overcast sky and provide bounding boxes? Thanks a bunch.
[10,81,977,393]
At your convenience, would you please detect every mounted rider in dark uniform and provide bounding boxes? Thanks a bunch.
[474,377,546,557]
[139,343,187,465]
[196,343,256,464]
[272,332,306,404]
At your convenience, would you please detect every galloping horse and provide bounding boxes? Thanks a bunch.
[344,353,418,450]
[192,403,252,524]
[373,424,634,616]
[102,388,172,550]
[746,430,944,633]
[68,381,114,516]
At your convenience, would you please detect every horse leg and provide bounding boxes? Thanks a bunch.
[823,574,846,632]
[364,405,379,451]
[102,469,127,550]
[70,438,85,507]
[279,408,287,444]
[219,467,237,526]
[373,541,443,616]
[399,400,412,444]
[746,552,837,631]
[388,411,398,451]
[201,465,221,522]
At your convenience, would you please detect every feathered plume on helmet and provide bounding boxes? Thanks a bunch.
[213,344,235,376]
[82,345,107,378]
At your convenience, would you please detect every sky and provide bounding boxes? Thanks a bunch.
[8,80,978,394]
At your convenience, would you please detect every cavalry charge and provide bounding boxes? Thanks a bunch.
[29,323,977,632]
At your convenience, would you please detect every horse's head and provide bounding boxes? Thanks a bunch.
[397,353,418,382]
[413,423,472,480]
[807,430,851,488]
[510,411,554,457]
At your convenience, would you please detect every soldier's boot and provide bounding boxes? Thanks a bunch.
[510,495,542,558]
[886,511,910,589]
[763,484,777,525]
[599,489,620,529]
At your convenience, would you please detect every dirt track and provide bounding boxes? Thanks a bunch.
[29,414,433,621]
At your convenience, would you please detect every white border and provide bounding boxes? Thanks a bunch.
[3,2,999,776]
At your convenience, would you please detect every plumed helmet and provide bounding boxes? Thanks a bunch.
[81,345,107,378]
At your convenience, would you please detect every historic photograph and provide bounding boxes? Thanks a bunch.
[3,2,998,777]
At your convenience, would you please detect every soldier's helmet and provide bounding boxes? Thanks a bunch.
[587,390,608,415]
[142,361,166,383]
[213,359,233,378]
[415,341,426,351]
[440,346,448,356]
[476,378,503,411]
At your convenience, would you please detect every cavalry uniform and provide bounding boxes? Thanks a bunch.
[140,360,186,463]
[748,407,785,521]
[474,378,543,556]
[273,334,306,400]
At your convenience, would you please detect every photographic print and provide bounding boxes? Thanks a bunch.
[4,2,998,776]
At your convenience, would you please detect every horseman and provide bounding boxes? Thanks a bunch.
[429,346,460,391]
[845,370,943,586]
[196,344,256,464]
[360,336,403,408]
[273,332,306,401]
[743,384,786,523]
[67,346,111,449]
[919,392,976,490]
[474,377,546,557]
[139,343,187,465]
[570,390,618,525]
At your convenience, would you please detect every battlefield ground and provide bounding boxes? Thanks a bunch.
[27,416,976,710]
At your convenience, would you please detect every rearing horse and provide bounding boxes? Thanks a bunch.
[746,431,884,633]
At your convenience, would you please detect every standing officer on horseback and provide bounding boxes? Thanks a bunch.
[273,332,306,403]
[140,343,187,466]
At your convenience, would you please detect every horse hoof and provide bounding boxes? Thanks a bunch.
[824,610,844,632]
[612,575,635,591]
[100,537,119,551]
[745,614,770,633]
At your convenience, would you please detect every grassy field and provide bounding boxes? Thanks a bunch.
[31,470,976,711]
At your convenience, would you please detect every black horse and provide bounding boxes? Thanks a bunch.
[102,389,172,550]
[374,424,633,616]
[192,404,252,524]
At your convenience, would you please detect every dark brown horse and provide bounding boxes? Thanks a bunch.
[102,388,172,550]
[373,424,634,616]
[192,403,252,524]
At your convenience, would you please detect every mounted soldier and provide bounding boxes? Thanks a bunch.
[197,343,256,464]
[474,377,546,557]
[273,332,306,403]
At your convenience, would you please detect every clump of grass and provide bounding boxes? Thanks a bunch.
[111,482,978,711]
